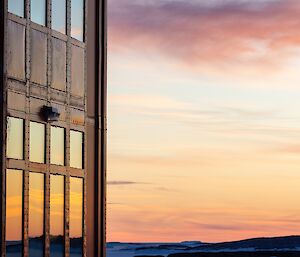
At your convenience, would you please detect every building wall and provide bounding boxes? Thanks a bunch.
[0,0,106,256]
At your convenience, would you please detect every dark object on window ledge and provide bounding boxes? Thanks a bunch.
[41,106,60,122]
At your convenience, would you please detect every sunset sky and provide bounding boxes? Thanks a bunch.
[107,0,300,243]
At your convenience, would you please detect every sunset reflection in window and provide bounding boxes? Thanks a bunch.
[50,175,64,257]
[29,172,44,256]
[70,177,83,257]
[6,169,23,257]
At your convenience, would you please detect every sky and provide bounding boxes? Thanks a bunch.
[107,0,300,243]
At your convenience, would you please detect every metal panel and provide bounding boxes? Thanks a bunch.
[31,29,47,86]
[29,97,47,116]
[71,45,85,97]
[7,20,25,80]
[52,38,66,91]
[70,109,84,126]
[7,91,26,112]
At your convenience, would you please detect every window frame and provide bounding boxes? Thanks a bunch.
[30,0,47,26]
[6,116,25,160]
[51,0,67,34]
[70,130,84,169]
[29,121,46,164]
[8,0,25,18]
[50,125,66,166]
[71,0,85,42]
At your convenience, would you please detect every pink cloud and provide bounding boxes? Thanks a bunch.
[109,0,300,72]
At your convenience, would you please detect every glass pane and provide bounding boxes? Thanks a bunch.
[51,127,65,166]
[52,0,66,34]
[31,0,46,26]
[7,117,24,160]
[8,0,24,17]
[50,175,64,257]
[70,131,83,169]
[29,172,44,257]
[71,0,84,41]
[70,177,83,257]
[6,169,23,257]
[30,122,45,163]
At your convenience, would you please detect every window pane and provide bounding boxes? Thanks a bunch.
[31,0,46,26]
[51,127,65,166]
[52,0,66,34]
[71,0,84,41]
[50,175,64,257]
[70,131,83,169]
[6,169,23,257]
[8,0,24,17]
[70,177,83,257]
[30,122,46,163]
[29,172,44,257]
[7,117,24,160]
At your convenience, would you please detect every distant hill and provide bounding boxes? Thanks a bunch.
[168,252,300,257]
[191,235,300,251]
[107,236,300,257]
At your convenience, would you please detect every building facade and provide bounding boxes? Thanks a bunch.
[0,0,107,256]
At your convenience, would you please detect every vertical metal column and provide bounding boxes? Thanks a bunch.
[0,0,6,256]
[95,0,107,256]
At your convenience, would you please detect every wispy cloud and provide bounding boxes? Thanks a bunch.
[107,181,149,186]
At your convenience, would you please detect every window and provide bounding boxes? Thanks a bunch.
[71,0,84,41]
[29,172,44,256]
[31,0,46,26]
[50,175,64,257]
[6,169,23,257]
[52,0,66,34]
[51,126,65,166]
[30,122,46,163]
[8,0,24,17]
[70,177,83,257]
[70,130,83,169]
[7,117,24,160]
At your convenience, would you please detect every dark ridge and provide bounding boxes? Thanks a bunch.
[168,252,300,257]
[191,236,300,251]
[134,255,164,257]
[135,244,192,251]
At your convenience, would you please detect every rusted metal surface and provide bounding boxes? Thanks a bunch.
[52,38,67,91]
[71,45,85,97]
[31,29,48,85]
[7,20,25,80]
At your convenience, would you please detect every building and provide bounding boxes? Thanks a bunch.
[0,0,107,256]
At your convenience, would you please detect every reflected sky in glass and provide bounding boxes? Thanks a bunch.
[7,117,24,160]
[51,126,65,166]
[29,172,44,257]
[6,169,23,257]
[31,0,46,25]
[50,175,64,257]
[52,0,66,34]
[8,0,24,17]
[70,131,83,169]
[30,122,45,163]
[70,177,83,257]
[71,0,84,41]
